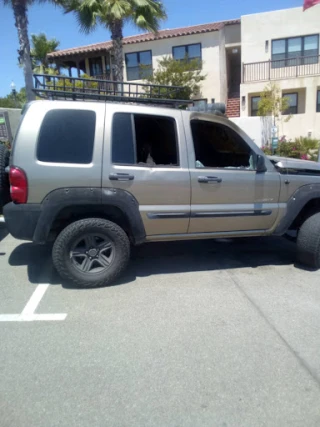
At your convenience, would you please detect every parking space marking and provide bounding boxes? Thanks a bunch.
[0,284,67,322]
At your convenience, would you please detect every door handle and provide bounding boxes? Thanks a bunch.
[109,173,135,181]
[198,176,222,184]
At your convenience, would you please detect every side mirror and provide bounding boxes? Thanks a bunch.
[256,155,267,173]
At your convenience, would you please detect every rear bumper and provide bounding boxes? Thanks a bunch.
[3,202,41,241]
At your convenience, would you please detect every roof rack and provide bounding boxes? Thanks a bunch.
[33,74,192,108]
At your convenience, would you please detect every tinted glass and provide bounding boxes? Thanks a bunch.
[173,46,186,60]
[127,67,140,81]
[126,53,138,67]
[126,51,152,81]
[90,57,103,76]
[188,44,201,58]
[112,113,135,164]
[304,35,318,52]
[251,96,261,116]
[286,93,298,107]
[271,39,286,68]
[139,51,152,65]
[272,39,286,54]
[140,66,153,79]
[283,93,298,115]
[37,109,95,164]
[288,37,302,54]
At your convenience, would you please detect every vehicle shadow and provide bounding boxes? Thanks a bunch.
[8,236,298,289]
[0,223,8,248]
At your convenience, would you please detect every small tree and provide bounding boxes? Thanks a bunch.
[143,56,206,100]
[0,87,27,108]
[258,82,291,126]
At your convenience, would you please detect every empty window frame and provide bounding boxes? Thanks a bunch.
[112,113,179,167]
[191,120,254,170]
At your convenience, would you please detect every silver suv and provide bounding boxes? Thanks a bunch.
[2,100,320,287]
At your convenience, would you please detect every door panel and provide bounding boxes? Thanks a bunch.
[182,113,281,234]
[102,105,191,236]
[189,168,281,233]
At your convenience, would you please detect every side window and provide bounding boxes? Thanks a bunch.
[191,120,255,170]
[112,113,179,167]
[37,109,96,164]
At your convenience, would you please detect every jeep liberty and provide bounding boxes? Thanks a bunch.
[1,100,320,287]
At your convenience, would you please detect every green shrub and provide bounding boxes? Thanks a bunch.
[262,136,320,161]
[46,74,98,92]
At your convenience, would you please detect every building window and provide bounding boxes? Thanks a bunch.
[89,57,103,76]
[112,113,179,166]
[251,96,261,116]
[271,35,319,68]
[283,93,298,115]
[125,50,152,81]
[172,43,202,67]
[317,90,320,112]
[37,110,96,164]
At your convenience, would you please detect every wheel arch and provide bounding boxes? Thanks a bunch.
[33,187,146,245]
[274,184,320,235]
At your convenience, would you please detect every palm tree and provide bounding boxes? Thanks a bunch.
[63,0,167,81]
[31,33,60,74]
[3,0,35,101]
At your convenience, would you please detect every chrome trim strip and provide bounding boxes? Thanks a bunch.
[191,210,272,218]
[147,212,189,219]
[147,210,272,219]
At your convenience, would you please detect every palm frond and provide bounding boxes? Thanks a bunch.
[60,0,100,32]
[131,0,166,32]
[109,0,131,20]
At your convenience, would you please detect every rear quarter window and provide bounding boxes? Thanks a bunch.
[37,109,96,164]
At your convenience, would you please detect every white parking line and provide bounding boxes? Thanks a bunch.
[20,284,50,316]
[0,284,67,322]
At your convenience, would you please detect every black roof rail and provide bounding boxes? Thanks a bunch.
[33,74,192,108]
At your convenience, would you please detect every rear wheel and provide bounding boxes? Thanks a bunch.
[52,218,130,288]
[296,212,320,269]
[0,145,10,214]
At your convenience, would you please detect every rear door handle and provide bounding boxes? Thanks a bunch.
[109,173,135,181]
[198,176,222,184]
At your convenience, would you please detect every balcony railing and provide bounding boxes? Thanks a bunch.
[243,55,320,83]
[33,74,191,107]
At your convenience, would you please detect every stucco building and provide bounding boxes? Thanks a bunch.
[48,6,320,141]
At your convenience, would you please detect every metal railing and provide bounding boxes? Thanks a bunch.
[33,74,191,107]
[243,55,320,83]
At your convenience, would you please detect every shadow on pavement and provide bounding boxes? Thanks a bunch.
[8,236,297,289]
[0,223,8,246]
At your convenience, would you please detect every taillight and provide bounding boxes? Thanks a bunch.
[9,166,28,204]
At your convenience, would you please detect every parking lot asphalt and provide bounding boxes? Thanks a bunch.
[1,223,320,427]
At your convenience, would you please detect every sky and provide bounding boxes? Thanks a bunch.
[0,0,303,97]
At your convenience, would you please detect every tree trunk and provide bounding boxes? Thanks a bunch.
[110,20,124,82]
[12,0,35,102]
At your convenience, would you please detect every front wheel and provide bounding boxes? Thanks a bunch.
[52,218,130,288]
[296,213,320,269]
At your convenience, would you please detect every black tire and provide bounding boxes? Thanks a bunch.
[52,218,130,288]
[0,144,10,214]
[296,212,320,269]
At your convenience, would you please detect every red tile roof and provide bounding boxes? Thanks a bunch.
[48,18,240,59]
